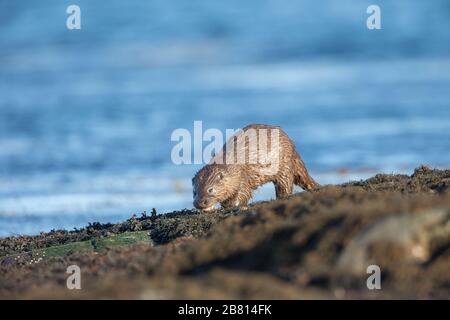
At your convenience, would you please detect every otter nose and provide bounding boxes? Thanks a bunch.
[194,199,209,209]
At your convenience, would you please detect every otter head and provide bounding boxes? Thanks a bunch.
[192,164,240,211]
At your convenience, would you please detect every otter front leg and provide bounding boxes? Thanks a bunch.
[274,175,294,199]
[221,192,252,210]
[220,197,238,209]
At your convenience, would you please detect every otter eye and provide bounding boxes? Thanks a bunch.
[207,187,214,194]
[217,173,223,180]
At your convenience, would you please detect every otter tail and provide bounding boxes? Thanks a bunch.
[293,153,319,190]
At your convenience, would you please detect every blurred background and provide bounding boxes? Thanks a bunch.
[0,0,449,236]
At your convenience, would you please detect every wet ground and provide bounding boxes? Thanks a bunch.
[0,166,449,299]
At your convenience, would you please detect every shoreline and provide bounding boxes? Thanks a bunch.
[0,166,449,299]
[0,165,435,238]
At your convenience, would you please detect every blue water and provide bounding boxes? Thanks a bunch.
[1,0,449,236]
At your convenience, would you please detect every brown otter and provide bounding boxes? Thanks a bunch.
[192,124,318,211]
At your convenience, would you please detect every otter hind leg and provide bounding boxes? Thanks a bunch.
[292,153,319,190]
[273,174,294,199]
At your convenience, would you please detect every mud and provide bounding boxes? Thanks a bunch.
[0,166,449,299]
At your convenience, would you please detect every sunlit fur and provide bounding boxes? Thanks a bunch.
[192,124,319,211]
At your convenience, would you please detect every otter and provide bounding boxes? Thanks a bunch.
[192,124,318,211]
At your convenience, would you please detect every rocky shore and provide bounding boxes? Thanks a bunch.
[0,166,449,299]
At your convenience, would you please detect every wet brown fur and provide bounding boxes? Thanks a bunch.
[192,124,318,211]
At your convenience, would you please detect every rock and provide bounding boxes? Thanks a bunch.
[336,209,449,276]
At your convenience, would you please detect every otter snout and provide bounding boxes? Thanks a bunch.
[193,198,215,211]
